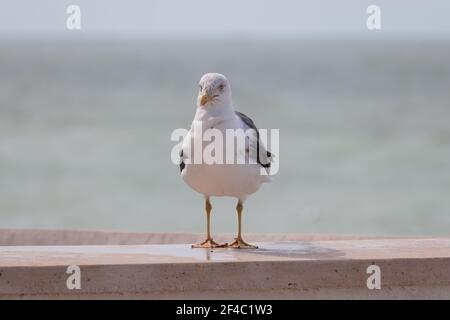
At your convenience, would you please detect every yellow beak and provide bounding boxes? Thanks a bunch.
[200,93,210,106]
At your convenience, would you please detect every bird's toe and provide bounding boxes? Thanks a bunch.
[191,238,227,249]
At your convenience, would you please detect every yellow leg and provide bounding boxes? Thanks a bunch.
[227,201,258,249]
[192,198,227,248]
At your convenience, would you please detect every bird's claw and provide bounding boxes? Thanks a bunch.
[191,238,227,249]
[227,237,258,249]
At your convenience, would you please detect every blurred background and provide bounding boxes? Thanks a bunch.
[0,0,449,235]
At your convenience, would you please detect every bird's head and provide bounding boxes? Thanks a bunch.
[197,73,232,108]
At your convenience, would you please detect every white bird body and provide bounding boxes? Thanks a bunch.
[181,110,270,198]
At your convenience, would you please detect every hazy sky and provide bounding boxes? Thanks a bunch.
[1,0,450,38]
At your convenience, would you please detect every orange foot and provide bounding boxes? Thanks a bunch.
[227,237,258,249]
[191,238,227,248]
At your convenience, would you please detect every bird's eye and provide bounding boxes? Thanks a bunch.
[218,84,225,91]
[199,84,203,91]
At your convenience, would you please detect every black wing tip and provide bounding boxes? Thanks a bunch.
[259,162,271,168]
[258,151,272,168]
[179,149,185,173]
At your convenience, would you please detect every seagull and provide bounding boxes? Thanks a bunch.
[179,73,272,249]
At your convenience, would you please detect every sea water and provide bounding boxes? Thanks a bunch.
[0,39,449,235]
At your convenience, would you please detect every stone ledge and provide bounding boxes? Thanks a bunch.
[1,238,450,299]
[0,228,415,246]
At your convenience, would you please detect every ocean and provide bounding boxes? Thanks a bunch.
[1,38,449,236]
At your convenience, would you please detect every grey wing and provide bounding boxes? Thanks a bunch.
[235,111,272,168]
